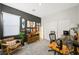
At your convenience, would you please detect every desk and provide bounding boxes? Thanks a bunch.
[48,42,69,55]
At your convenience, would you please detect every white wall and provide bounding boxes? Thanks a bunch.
[42,6,79,40]
[40,21,44,40]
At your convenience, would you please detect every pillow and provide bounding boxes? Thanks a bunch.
[8,37,14,41]
[11,40,17,45]
[3,37,14,42]
[6,40,16,46]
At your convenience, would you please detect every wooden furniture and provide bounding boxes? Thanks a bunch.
[48,41,70,55]
[26,21,40,43]
[27,32,39,43]
[0,40,2,49]
[20,19,41,43]
[0,40,2,55]
[1,37,22,55]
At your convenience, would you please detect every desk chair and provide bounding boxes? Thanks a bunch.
[48,31,56,54]
[49,31,56,43]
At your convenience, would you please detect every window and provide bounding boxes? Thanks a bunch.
[3,12,20,36]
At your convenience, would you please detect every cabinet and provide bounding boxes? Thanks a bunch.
[20,18,41,43]
[26,20,40,43]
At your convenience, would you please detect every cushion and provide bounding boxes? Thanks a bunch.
[6,40,17,46]
[3,37,14,42]
[48,42,57,48]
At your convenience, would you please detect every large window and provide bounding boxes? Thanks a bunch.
[3,12,20,36]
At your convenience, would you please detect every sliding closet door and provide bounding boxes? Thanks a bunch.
[3,12,20,37]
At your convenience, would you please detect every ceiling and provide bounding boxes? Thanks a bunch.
[3,3,79,17]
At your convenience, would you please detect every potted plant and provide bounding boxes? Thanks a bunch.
[19,32,25,46]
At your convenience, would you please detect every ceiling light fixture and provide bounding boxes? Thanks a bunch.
[39,3,42,6]
[32,9,36,12]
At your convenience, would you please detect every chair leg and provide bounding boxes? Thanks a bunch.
[48,49,53,51]
[54,51,57,55]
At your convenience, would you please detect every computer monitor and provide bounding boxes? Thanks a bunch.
[63,31,70,35]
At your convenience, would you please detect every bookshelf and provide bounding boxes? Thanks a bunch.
[20,18,41,43]
[26,20,40,43]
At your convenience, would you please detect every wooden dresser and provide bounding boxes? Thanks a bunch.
[27,32,39,43]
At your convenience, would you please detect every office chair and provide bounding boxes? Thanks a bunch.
[49,31,56,43]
